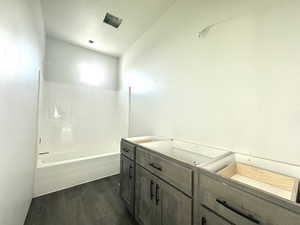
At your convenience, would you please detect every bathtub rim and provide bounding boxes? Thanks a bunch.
[37,151,120,168]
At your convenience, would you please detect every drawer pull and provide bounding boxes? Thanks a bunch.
[129,165,133,179]
[155,184,160,205]
[150,180,154,200]
[149,163,162,171]
[216,199,260,224]
[123,148,130,153]
[201,217,207,225]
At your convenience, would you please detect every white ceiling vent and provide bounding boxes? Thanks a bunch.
[103,13,122,28]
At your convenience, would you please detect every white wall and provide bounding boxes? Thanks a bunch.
[0,0,45,224]
[120,0,300,166]
[38,81,128,157]
[44,36,119,90]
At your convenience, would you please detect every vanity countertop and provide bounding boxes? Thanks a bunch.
[124,136,231,167]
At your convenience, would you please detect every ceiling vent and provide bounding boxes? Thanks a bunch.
[103,13,122,28]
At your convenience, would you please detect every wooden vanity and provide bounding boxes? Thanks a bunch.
[196,153,300,225]
[120,136,230,225]
[120,137,300,225]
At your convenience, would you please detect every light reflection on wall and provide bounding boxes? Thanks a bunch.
[126,70,155,94]
[0,31,20,81]
[48,105,65,121]
[79,62,104,86]
[61,125,73,144]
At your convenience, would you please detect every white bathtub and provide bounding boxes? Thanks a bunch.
[34,151,120,197]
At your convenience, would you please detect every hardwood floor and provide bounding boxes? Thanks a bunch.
[24,175,137,225]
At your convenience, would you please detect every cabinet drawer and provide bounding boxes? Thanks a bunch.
[199,174,300,225]
[136,147,193,196]
[200,206,231,225]
[121,141,135,160]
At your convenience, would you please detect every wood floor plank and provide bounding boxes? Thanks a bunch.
[24,175,137,225]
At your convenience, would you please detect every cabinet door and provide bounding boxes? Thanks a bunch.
[120,155,134,214]
[159,179,192,225]
[200,206,232,225]
[135,165,157,225]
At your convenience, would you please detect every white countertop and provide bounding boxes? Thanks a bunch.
[125,136,231,166]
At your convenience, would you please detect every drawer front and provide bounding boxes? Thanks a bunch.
[199,174,300,225]
[136,147,193,196]
[200,206,231,225]
[121,141,135,160]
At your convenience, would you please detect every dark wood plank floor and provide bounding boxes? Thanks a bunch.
[24,175,137,225]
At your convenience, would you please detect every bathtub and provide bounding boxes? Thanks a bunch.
[34,151,120,197]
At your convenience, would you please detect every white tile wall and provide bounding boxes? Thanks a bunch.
[38,81,128,156]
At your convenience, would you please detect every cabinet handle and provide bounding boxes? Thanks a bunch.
[149,163,162,171]
[216,199,260,224]
[155,184,160,205]
[201,217,207,225]
[150,180,154,200]
[129,165,133,179]
[123,148,130,153]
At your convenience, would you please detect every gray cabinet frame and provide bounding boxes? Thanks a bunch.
[120,140,136,215]
[121,138,300,225]
[121,139,194,225]
[135,164,192,225]
[195,168,300,225]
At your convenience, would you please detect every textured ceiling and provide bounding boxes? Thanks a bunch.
[42,0,175,57]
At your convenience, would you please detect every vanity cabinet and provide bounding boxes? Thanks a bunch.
[120,141,136,215]
[196,169,300,225]
[135,164,192,225]
[122,137,300,225]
